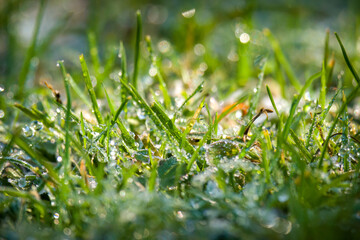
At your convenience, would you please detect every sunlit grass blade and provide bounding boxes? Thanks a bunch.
[16,0,46,99]
[132,10,142,89]
[79,54,104,125]
[58,61,72,176]
[180,97,205,148]
[264,28,302,92]
[335,32,360,85]
[151,102,195,154]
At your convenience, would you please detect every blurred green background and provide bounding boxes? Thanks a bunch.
[1,0,360,97]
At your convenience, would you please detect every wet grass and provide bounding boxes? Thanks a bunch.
[1,5,360,240]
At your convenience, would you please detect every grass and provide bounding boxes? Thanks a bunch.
[1,3,360,240]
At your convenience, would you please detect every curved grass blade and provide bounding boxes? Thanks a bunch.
[335,32,360,85]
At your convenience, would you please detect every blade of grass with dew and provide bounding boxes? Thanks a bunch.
[151,102,195,154]
[319,61,327,109]
[104,87,115,116]
[335,32,360,85]
[16,0,46,99]
[58,61,72,176]
[247,62,266,119]
[180,97,205,148]
[132,10,142,89]
[0,187,46,214]
[264,28,302,92]
[341,92,349,171]
[120,78,194,155]
[14,104,54,128]
[145,35,171,108]
[80,112,87,148]
[276,71,321,159]
[79,54,104,125]
[289,129,312,162]
[281,72,321,144]
[12,134,59,185]
[187,126,212,172]
[318,85,360,168]
[259,139,270,183]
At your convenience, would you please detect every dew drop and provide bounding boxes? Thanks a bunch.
[0,85,4,92]
[23,126,34,137]
[149,65,157,77]
[182,9,195,18]
[31,120,43,131]
[18,178,27,188]
[54,213,60,219]
[0,110,4,119]
[239,33,250,44]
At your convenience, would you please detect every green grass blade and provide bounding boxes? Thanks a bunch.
[58,61,72,176]
[318,85,360,168]
[319,61,327,109]
[335,32,360,85]
[16,0,46,99]
[132,10,142,89]
[145,35,171,109]
[266,85,280,117]
[248,64,266,118]
[68,74,92,109]
[281,71,321,142]
[79,54,104,125]
[180,97,205,148]
[289,129,312,162]
[151,102,195,154]
[14,104,54,128]
[88,31,101,80]
[264,28,302,92]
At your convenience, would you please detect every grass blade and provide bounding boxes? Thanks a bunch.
[264,28,302,92]
[79,54,104,125]
[335,32,360,85]
[132,10,142,89]
[16,0,46,99]
[58,61,72,176]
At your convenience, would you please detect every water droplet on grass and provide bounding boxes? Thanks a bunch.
[0,85,4,92]
[23,126,34,137]
[0,110,4,118]
[182,9,196,18]
[205,140,240,166]
[31,120,43,131]
[18,178,27,188]
[239,33,250,44]
[54,213,60,219]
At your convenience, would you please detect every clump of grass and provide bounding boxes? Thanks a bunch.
[1,8,360,240]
